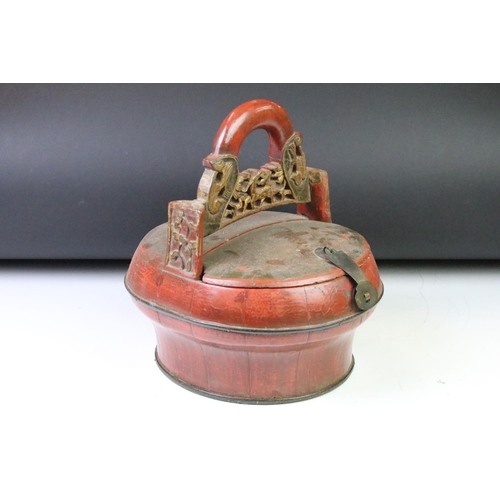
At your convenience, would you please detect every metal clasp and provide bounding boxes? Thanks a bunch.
[315,247,379,311]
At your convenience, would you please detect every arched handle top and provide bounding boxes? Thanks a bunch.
[212,99,294,160]
[164,99,332,279]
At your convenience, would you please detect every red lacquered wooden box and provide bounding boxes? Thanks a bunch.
[125,99,383,404]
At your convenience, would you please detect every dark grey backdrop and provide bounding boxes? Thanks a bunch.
[1,83,499,259]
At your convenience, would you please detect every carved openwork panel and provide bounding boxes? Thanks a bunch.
[198,133,311,236]
[165,200,204,278]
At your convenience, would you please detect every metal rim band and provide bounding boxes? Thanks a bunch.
[154,348,355,405]
[125,278,384,336]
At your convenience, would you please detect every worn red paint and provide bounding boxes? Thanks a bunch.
[126,99,382,403]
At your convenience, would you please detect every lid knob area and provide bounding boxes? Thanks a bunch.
[316,247,380,311]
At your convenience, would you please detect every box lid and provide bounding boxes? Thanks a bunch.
[202,212,370,288]
[125,99,382,330]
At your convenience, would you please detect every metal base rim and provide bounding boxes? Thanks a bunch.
[154,348,355,405]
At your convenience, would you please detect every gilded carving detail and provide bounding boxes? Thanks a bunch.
[223,162,294,222]
[198,133,311,235]
[166,202,203,275]
[207,158,237,215]
[282,133,309,200]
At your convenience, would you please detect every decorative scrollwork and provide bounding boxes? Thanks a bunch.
[282,133,309,200]
[207,158,237,215]
[198,133,311,235]
[223,162,294,221]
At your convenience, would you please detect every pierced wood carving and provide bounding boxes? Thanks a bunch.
[165,200,204,278]
[198,133,311,236]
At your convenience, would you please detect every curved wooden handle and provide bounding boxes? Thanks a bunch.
[212,99,294,160]
[164,100,332,279]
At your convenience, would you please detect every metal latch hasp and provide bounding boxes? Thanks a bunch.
[315,247,379,311]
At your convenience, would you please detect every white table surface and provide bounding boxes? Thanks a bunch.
[1,261,499,499]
